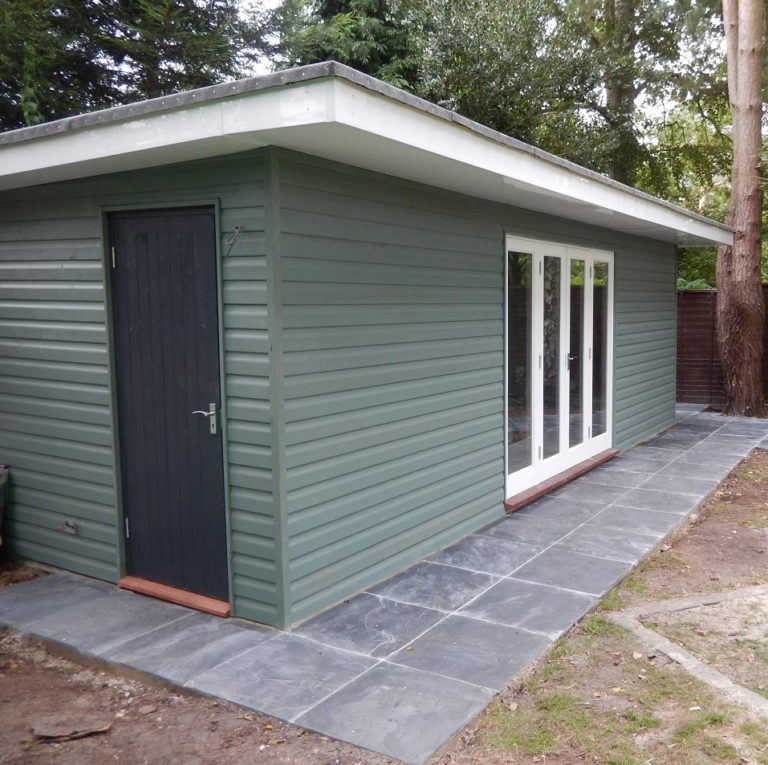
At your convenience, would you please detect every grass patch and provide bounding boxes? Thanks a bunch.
[621,572,647,595]
[741,718,768,748]
[622,708,660,731]
[700,736,739,761]
[582,615,627,637]
[596,586,627,611]
[736,466,768,482]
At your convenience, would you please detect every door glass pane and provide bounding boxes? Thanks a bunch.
[543,255,561,459]
[569,260,584,447]
[593,261,609,436]
[507,251,532,473]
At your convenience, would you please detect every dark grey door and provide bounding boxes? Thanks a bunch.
[110,207,228,600]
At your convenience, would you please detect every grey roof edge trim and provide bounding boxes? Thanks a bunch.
[0,60,732,236]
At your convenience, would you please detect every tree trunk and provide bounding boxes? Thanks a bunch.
[604,0,637,186]
[716,0,765,416]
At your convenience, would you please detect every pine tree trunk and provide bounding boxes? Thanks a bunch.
[716,0,765,416]
[604,0,637,186]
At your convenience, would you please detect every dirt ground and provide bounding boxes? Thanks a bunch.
[2,449,767,765]
[431,448,768,764]
[0,564,397,764]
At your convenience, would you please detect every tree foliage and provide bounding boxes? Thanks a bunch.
[271,0,416,88]
[0,0,249,130]
[270,0,733,193]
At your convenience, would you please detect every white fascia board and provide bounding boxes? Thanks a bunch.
[0,71,731,247]
[0,82,337,191]
[326,81,732,247]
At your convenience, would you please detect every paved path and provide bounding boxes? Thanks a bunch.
[2,405,766,764]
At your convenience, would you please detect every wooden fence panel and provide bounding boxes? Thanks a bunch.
[676,286,768,407]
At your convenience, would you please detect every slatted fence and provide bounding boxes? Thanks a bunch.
[676,286,768,407]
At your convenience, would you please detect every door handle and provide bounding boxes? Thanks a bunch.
[566,354,577,370]
[192,403,218,435]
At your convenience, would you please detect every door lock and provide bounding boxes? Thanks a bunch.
[192,403,218,435]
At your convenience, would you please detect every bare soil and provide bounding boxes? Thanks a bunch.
[430,448,768,764]
[0,565,397,764]
[3,448,768,765]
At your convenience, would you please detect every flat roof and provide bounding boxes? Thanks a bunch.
[0,61,732,247]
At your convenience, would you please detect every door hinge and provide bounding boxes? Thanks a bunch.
[124,517,130,539]
[111,246,116,268]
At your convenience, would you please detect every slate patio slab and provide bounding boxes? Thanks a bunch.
[459,577,597,639]
[426,533,540,576]
[389,614,551,690]
[186,633,376,721]
[101,611,273,685]
[294,592,443,658]
[2,406,766,765]
[295,663,494,764]
[512,546,631,595]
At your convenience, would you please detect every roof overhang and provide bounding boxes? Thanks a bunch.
[0,62,732,247]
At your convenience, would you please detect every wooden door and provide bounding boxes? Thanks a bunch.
[110,207,228,600]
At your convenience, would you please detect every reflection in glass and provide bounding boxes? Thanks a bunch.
[507,252,532,473]
[569,260,584,447]
[593,261,609,436]
[542,255,560,459]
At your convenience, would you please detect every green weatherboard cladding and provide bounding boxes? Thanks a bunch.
[0,151,277,623]
[0,146,677,628]
[272,150,677,623]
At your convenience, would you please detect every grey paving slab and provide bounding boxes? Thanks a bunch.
[616,487,703,515]
[654,460,733,481]
[390,614,550,690]
[480,512,581,548]
[558,521,662,563]
[698,436,761,455]
[642,432,708,449]
[549,480,629,504]
[510,495,601,521]
[460,578,596,639]
[578,467,649,489]
[594,505,686,538]
[674,452,750,471]
[427,533,540,576]
[627,444,689,461]
[294,592,443,658]
[626,444,688,460]
[607,453,672,474]
[513,547,630,596]
[101,611,273,685]
[187,633,375,721]
[636,473,720,496]
[367,561,497,611]
[675,420,722,432]
[717,421,768,437]
[27,589,191,655]
[0,572,113,629]
[675,403,707,414]
[296,662,494,765]
[2,409,760,765]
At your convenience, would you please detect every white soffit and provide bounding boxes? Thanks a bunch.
[0,63,732,247]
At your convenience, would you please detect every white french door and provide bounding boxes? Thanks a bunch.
[505,237,614,497]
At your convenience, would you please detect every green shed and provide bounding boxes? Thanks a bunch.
[0,63,731,628]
